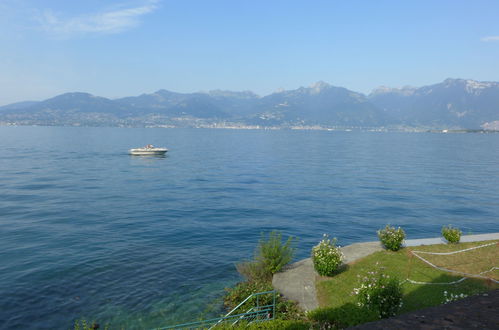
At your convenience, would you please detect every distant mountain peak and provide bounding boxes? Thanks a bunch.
[206,89,259,99]
[46,92,108,102]
[153,89,178,95]
[443,78,493,87]
[370,86,396,95]
[442,78,497,96]
[309,81,331,94]
[58,92,94,98]
[370,85,416,96]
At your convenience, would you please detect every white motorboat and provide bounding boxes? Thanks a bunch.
[129,144,168,155]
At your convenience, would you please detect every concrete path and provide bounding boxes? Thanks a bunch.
[405,232,499,246]
[272,241,384,311]
[272,233,499,312]
[271,258,318,311]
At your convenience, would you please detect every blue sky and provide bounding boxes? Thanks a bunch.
[1,0,499,105]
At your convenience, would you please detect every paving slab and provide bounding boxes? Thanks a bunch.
[272,258,318,311]
[405,232,499,247]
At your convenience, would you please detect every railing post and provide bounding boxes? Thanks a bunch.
[272,290,276,320]
[158,290,277,329]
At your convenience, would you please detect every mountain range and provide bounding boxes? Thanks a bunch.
[1,78,499,129]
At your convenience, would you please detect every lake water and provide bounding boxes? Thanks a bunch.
[1,126,498,329]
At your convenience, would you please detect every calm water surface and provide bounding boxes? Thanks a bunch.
[1,127,498,329]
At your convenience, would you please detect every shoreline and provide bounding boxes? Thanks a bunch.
[272,232,499,311]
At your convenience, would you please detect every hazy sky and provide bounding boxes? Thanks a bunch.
[1,0,499,105]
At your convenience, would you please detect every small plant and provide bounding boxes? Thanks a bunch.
[377,225,405,251]
[214,319,309,329]
[224,281,273,310]
[307,303,378,328]
[236,231,295,283]
[256,231,295,275]
[223,282,304,320]
[73,319,108,330]
[226,231,301,321]
[352,267,403,319]
[311,234,344,276]
[236,259,272,283]
[441,225,462,243]
[443,291,468,304]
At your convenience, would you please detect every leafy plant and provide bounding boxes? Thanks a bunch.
[442,225,462,243]
[352,268,403,318]
[237,259,273,283]
[214,319,309,329]
[257,231,296,275]
[443,291,468,304]
[307,303,378,329]
[223,282,303,321]
[227,232,301,321]
[377,225,405,251]
[311,234,344,276]
[245,319,309,329]
[224,281,273,310]
[236,231,295,283]
[73,319,108,330]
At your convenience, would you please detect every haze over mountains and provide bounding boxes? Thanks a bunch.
[2,78,499,130]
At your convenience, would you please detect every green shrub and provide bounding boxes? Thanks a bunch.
[257,231,296,275]
[377,225,405,251]
[353,270,403,318]
[73,319,109,330]
[226,231,301,321]
[237,260,273,283]
[311,235,344,276]
[237,231,295,283]
[307,303,378,329]
[246,319,310,329]
[224,281,273,311]
[443,291,468,304]
[223,282,303,321]
[215,319,309,329]
[441,225,462,243]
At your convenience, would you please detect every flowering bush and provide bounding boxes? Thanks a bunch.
[441,225,462,243]
[443,291,467,304]
[311,235,344,276]
[377,225,405,251]
[353,268,403,319]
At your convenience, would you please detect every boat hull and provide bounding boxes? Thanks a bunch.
[129,148,168,155]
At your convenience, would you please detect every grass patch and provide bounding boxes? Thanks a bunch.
[413,241,498,280]
[317,240,498,314]
[215,319,310,329]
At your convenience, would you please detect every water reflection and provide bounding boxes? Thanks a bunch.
[129,154,167,159]
[129,154,168,164]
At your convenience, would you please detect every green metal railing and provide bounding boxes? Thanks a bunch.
[156,290,276,329]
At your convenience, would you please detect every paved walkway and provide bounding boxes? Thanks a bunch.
[405,232,499,246]
[272,233,499,311]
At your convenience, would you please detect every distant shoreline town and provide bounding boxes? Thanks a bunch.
[1,120,498,134]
